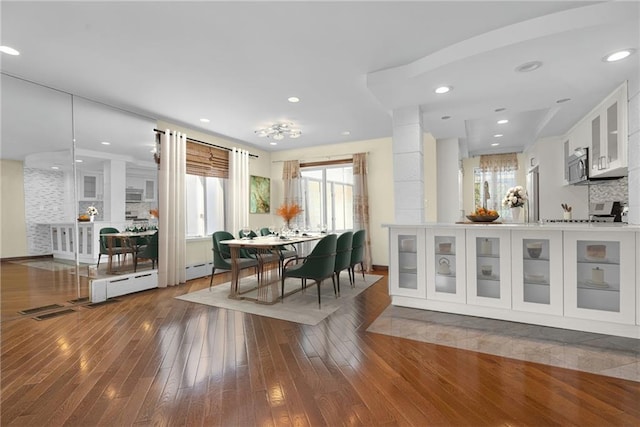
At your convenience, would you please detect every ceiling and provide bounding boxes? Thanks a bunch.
[1,1,638,157]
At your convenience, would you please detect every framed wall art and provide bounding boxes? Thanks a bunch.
[250,175,270,213]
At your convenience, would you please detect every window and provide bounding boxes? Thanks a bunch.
[473,167,517,218]
[185,175,226,237]
[184,141,228,237]
[301,164,353,232]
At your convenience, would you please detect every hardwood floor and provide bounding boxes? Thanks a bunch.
[2,260,639,426]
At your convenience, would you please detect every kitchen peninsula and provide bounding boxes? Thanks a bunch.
[386,222,640,339]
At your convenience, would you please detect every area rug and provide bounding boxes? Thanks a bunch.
[176,271,382,325]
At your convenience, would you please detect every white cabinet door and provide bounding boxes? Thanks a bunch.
[563,231,636,324]
[80,173,102,200]
[144,179,156,201]
[511,230,563,315]
[389,228,426,298]
[589,82,628,178]
[426,227,466,303]
[465,228,511,308]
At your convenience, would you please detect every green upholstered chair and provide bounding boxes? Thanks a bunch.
[260,227,297,274]
[281,233,337,307]
[134,232,158,271]
[236,230,279,275]
[210,231,259,290]
[98,227,134,269]
[333,231,353,293]
[349,229,366,285]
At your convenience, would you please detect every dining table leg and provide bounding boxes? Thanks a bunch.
[229,246,240,297]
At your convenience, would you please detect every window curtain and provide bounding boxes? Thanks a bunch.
[477,153,518,216]
[353,153,372,272]
[282,160,304,229]
[158,130,186,287]
[229,147,249,234]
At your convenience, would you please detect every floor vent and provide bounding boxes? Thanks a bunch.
[68,297,90,304]
[84,299,119,309]
[18,304,65,315]
[33,308,76,321]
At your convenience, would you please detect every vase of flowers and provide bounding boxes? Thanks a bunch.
[86,206,98,222]
[276,203,303,231]
[502,186,526,223]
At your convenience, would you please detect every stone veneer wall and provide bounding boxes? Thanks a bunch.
[23,168,66,255]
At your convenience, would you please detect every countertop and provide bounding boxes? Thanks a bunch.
[383,222,640,232]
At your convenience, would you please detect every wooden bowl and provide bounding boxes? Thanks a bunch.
[466,214,500,223]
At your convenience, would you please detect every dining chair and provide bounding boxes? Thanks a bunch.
[281,233,337,308]
[236,230,279,276]
[97,227,134,269]
[134,232,158,271]
[333,231,353,294]
[260,227,297,275]
[349,229,366,285]
[210,231,259,291]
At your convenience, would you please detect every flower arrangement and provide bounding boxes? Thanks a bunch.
[502,186,527,208]
[86,206,99,216]
[276,203,303,227]
[149,209,159,218]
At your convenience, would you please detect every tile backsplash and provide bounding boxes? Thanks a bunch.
[24,168,66,255]
[588,176,628,205]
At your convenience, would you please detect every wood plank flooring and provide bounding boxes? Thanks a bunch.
[2,260,639,426]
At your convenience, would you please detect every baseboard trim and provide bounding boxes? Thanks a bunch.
[1,254,54,263]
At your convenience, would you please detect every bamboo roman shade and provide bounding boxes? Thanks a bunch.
[186,141,229,178]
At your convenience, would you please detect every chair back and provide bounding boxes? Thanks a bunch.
[334,231,353,273]
[301,234,338,281]
[260,227,271,236]
[350,229,366,265]
[99,227,120,253]
[138,232,159,259]
[212,231,234,265]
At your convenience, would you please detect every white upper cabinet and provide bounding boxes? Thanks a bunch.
[589,82,628,178]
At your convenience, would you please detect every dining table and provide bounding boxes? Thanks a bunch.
[100,230,158,274]
[220,234,324,304]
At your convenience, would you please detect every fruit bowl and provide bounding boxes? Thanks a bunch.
[466,213,500,223]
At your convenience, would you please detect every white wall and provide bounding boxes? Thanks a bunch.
[423,133,438,222]
[524,138,589,220]
[436,138,460,222]
[270,137,395,268]
[1,160,28,258]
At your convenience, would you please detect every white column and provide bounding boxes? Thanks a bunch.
[436,138,461,222]
[103,160,126,223]
[392,106,424,223]
[627,82,639,225]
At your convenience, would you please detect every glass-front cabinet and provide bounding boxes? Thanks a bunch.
[563,231,636,324]
[465,228,512,308]
[426,228,466,303]
[389,228,426,298]
[589,82,628,178]
[511,230,563,315]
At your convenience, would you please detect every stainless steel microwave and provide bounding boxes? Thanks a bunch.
[566,147,588,185]
[126,188,144,202]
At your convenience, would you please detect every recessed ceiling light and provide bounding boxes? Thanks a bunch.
[75,159,83,163]
[497,119,509,125]
[603,49,635,62]
[101,141,111,145]
[51,166,60,170]
[494,107,506,112]
[341,131,351,136]
[288,96,300,103]
[556,98,571,104]
[200,118,210,123]
[0,46,20,55]
[434,86,452,94]
[270,142,277,146]
[515,61,543,73]
[493,134,503,138]
[491,143,500,147]
[441,115,451,120]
